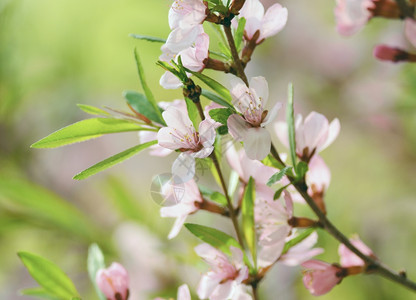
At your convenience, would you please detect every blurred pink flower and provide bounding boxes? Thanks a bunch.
[275,111,340,161]
[155,284,191,300]
[238,0,288,42]
[405,18,416,48]
[160,179,203,239]
[96,262,129,300]
[225,145,276,199]
[280,231,324,266]
[335,0,375,36]
[301,260,343,296]
[195,244,249,300]
[157,106,216,182]
[228,76,282,160]
[255,191,293,267]
[338,236,374,267]
[169,0,207,30]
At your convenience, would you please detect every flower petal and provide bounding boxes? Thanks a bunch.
[172,153,196,183]
[260,4,288,40]
[160,71,183,90]
[243,127,271,160]
[227,114,251,142]
[405,18,416,48]
[250,76,269,105]
[318,118,340,152]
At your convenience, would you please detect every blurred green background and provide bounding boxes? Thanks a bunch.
[1,0,416,299]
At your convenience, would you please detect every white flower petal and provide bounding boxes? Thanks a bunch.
[260,4,288,40]
[172,153,196,183]
[228,114,251,142]
[318,118,340,152]
[160,71,183,90]
[167,214,187,239]
[243,127,271,160]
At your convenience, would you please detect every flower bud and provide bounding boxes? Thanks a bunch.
[373,45,409,63]
[96,262,129,300]
[302,260,344,296]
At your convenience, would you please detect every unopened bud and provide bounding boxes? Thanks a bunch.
[373,45,411,63]
[96,262,129,300]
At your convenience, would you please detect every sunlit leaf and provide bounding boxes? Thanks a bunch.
[262,155,285,170]
[199,186,227,206]
[184,223,241,255]
[87,244,106,300]
[242,177,256,268]
[21,287,60,300]
[123,90,165,125]
[77,104,110,116]
[287,83,297,166]
[73,140,157,180]
[209,108,234,125]
[185,97,199,129]
[18,252,79,299]
[134,49,164,121]
[234,17,246,52]
[295,161,308,179]
[129,34,166,43]
[186,71,232,104]
[31,118,147,149]
[282,228,315,255]
[201,89,233,109]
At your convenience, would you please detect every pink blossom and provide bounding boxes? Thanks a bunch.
[301,260,343,296]
[275,111,340,161]
[96,262,129,300]
[169,0,207,30]
[373,44,408,63]
[307,155,331,195]
[225,145,276,199]
[138,100,186,157]
[160,29,209,89]
[280,231,324,266]
[228,76,282,160]
[157,105,216,182]
[238,0,288,43]
[195,244,249,300]
[155,284,191,300]
[338,236,374,267]
[335,0,376,36]
[160,179,203,239]
[255,191,293,267]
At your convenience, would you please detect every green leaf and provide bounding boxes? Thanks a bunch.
[73,140,157,180]
[282,228,315,255]
[273,184,290,200]
[267,166,292,187]
[295,161,309,179]
[31,118,146,149]
[184,223,242,255]
[234,17,246,52]
[123,91,166,125]
[228,170,239,198]
[18,252,79,299]
[129,34,166,43]
[217,125,228,135]
[21,287,61,300]
[186,71,233,104]
[199,185,227,206]
[87,244,106,300]
[242,177,256,268]
[262,155,285,170]
[134,49,164,121]
[185,97,199,129]
[209,108,234,125]
[201,89,234,109]
[0,176,99,240]
[287,83,297,166]
[77,104,110,116]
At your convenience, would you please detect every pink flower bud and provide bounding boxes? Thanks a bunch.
[338,236,374,267]
[302,260,343,296]
[96,262,129,300]
[373,45,409,63]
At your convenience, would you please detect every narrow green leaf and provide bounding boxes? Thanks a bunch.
[185,97,199,129]
[287,83,297,166]
[273,184,290,200]
[184,223,242,255]
[295,161,309,179]
[242,177,256,268]
[77,104,110,116]
[199,186,227,206]
[262,155,285,170]
[87,244,106,300]
[18,252,79,299]
[282,228,315,255]
[129,34,166,43]
[31,118,146,149]
[134,49,163,121]
[234,17,246,52]
[209,108,235,125]
[228,170,239,198]
[0,176,98,240]
[218,42,232,59]
[73,141,157,180]
[201,89,233,109]
[123,91,166,125]
[186,71,233,104]
[267,166,292,187]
